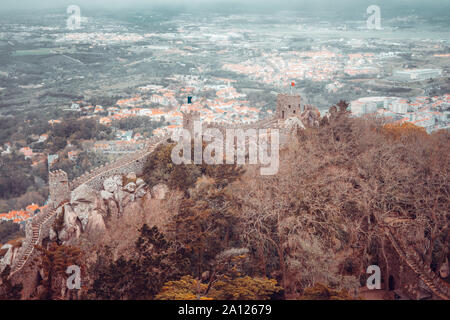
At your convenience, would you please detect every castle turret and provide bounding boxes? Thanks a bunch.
[276,94,302,120]
[49,170,70,208]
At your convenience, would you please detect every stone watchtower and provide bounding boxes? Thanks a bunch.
[49,170,70,209]
[182,110,201,137]
[276,94,303,120]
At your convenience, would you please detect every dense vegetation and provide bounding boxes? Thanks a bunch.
[47,118,113,153]
[0,117,113,211]
[0,152,37,199]
[0,221,24,244]
[0,152,48,212]
[107,104,446,299]
[0,266,23,300]
[0,113,50,147]
[0,114,162,211]
[2,102,448,300]
[112,117,166,136]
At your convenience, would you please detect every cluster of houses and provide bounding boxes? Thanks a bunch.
[1,134,49,168]
[0,204,48,226]
[223,50,383,85]
[66,82,263,139]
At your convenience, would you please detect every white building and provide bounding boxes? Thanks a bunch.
[351,97,387,115]
[393,69,443,81]
[387,99,409,114]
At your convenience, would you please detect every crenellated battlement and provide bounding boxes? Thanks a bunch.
[49,169,68,179]
[70,133,170,190]
[276,93,302,120]
[180,93,303,136]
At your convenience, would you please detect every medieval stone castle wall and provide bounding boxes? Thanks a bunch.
[49,170,70,209]
[7,94,450,300]
[181,93,301,138]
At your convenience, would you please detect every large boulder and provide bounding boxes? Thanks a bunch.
[85,210,106,236]
[58,205,81,241]
[126,172,137,181]
[100,190,113,201]
[71,184,97,204]
[0,239,24,272]
[52,183,108,243]
[135,185,147,198]
[47,173,148,244]
[71,184,97,231]
[0,244,13,269]
[123,182,137,193]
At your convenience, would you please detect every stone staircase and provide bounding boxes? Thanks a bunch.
[9,207,56,277]
[386,230,449,300]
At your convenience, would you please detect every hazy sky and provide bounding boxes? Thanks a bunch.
[0,0,449,16]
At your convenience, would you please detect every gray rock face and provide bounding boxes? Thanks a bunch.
[100,190,113,200]
[124,182,137,193]
[51,173,148,244]
[71,184,97,231]
[49,228,57,241]
[71,184,97,204]
[85,211,106,236]
[135,185,147,198]
[59,205,81,242]
[299,108,320,128]
[50,184,101,243]
[0,242,23,272]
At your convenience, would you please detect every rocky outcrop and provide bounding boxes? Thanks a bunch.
[7,136,169,283]
[70,135,170,191]
[50,173,148,244]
